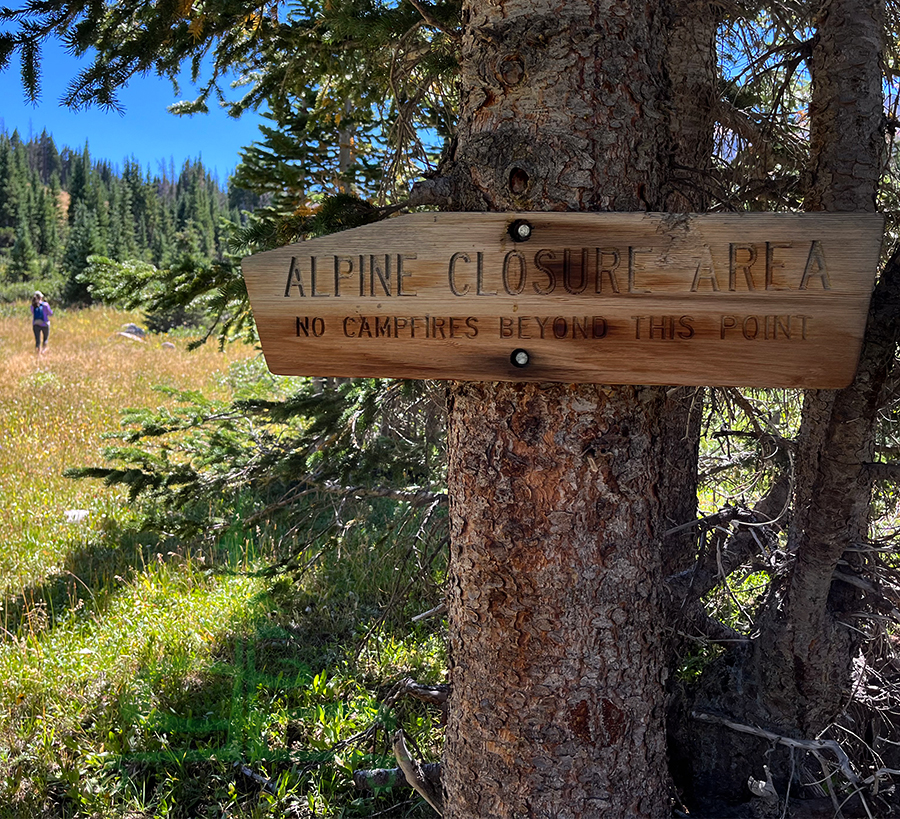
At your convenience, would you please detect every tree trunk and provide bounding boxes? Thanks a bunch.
[755,0,885,736]
[672,0,887,808]
[657,0,717,580]
[664,0,718,214]
[442,1,673,816]
[806,0,883,214]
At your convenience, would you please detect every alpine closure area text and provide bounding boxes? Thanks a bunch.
[240,212,884,387]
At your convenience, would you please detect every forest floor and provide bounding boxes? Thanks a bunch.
[0,303,443,819]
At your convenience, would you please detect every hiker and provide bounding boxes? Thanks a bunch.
[31,291,53,355]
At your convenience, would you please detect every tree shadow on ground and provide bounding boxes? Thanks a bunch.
[0,520,240,641]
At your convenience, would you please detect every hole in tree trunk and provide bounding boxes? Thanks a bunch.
[509,167,530,195]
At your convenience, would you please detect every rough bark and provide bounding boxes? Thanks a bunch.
[658,0,716,577]
[806,0,884,213]
[441,1,675,817]
[446,0,667,213]
[445,384,669,818]
[658,388,703,581]
[664,0,719,213]
[755,250,897,734]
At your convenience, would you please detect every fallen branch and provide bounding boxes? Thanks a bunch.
[393,730,443,815]
[865,767,900,786]
[233,763,277,794]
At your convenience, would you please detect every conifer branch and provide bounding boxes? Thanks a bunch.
[406,0,459,39]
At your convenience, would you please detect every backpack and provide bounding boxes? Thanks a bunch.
[33,304,44,323]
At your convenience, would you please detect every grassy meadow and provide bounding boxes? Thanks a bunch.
[0,304,445,818]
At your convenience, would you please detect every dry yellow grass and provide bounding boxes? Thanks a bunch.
[0,303,257,597]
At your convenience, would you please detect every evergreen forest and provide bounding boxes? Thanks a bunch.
[0,127,260,308]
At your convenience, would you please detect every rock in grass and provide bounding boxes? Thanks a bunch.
[120,323,146,337]
[64,509,89,523]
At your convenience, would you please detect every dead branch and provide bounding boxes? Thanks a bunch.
[723,387,766,440]
[331,484,447,506]
[866,461,900,482]
[833,569,900,621]
[692,711,862,788]
[398,677,450,705]
[666,472,790,608]
[393,730,443,815]
[865,767,900,786]
[233,763,277,794]
[698,450,760,482]
[412,602,447,622]
[353,762,442,791]
[664,506,750,538]
[678,607,751,645]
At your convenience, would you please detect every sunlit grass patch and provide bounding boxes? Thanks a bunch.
[0,554,272,818]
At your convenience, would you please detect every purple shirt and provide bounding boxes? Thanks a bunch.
[32,302,52,326]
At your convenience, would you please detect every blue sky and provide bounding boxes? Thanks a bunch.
[0,38,268,181]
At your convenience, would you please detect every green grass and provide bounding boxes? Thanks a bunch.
[0,304,447,818]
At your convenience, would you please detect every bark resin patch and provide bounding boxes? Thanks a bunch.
[567,699,592,742]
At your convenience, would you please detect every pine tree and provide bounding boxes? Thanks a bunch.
[175,161,216,257]
[66,143,90,224]
[0,131,29,230]
[108,176,137,261]
[8,213,38,281]
[34,184,61,259]
[0,136,13,241]
[37,129,62,185]
[62,198,103,303]
[89,171,110,256]
[150,199,175,268]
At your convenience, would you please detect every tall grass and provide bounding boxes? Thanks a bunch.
[0,304,249,600]
[0,304,445,818]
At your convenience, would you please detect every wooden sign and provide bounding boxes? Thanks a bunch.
[240,212,883,387]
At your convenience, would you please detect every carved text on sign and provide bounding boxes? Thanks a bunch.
[293,313,813,344]
[280,240,831,301]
